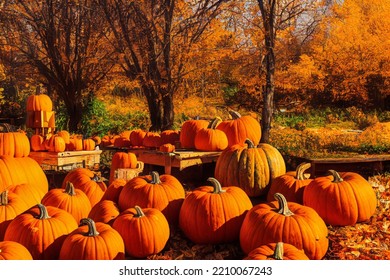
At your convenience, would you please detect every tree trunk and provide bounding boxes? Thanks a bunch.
[162,92,174,130]
[142,84,163,131]
[65,100,83,133]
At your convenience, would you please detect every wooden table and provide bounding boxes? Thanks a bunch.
[287,154,390,178]
[103,146,221,175]
[29,150,102,171]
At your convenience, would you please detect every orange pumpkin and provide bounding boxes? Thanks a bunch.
[118,171,185,225]
[4,204,78,260]
[130,129,146,147]
[160,129,180,145]
[303,170,377,226]
[0,240,33,260]
[26,93,53,111]
[239,193,329,260]
[0,132,30,157]
[57,130,70,144]
[47,134,66,152]
[142,131,162,148]
[194,117,228,151]
[216,110,261,148]
[61,168,107,207]
[179,118,209,149]
[59,218,125,260]
[30,134,46,151]
[159,143,176,153]
[112,206,170,258]
[83,138,96,151]
[179,177,253,244]
[67,135,83,151]
[101,178,127,203]
[41,181,92,224]
[244,242,309,260]
[88,199,120,226]
[266,162,313,204]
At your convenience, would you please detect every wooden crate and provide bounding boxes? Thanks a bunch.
[114,161,144,181]
[29,150,102,171]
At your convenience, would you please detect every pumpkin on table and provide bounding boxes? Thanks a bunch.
[112,206,170,259]
[214,139,286,197]
[239,193,329,260]
[4,204,78,260]
[59,218,125,260]
[194,117,228,151]
[244,242,309,260]
[216,110,261,148]
[303,170,377,226]
[61,168,107,207]
[266,162,313,204]
[179,177,253,245]
[130,129,147,147]
[179,118,209,149]
[41,181,92,224]
[0,240,33,260]
[160,129,180,145]
[118,171,185,225]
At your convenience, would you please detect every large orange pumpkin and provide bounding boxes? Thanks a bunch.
[244,242,309,260]
[0,156,49,195]
[61,168,107,207]
[26,93,53,111]
[216,110,261,148]
[88,199,120,226]
[302,170,377,226]
[4,204,78,260]
[179,177,253,244]
[59,218,125,260]
[101,178,127,203]
[214,139,286,197]
[41,181,92,224]
[130,129,147,147]
[112,206,170,258]
[266,162,313,204]
[118,171,185,225]
[239,193,329,260]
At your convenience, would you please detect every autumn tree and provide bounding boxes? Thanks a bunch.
[96,0,229,131]
[0,0,115,132]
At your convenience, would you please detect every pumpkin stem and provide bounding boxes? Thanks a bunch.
[244,138,255,148]
[64,181,77,196]
[273,242,284,260]
[36,204,51,219]
[80,218,100,237]
[0,191,8,205]
[207,177,226,194]
[134,205,146,217]
[274,193,294,216]
[296,162,311,180]
[328,170,343,183]
[228,110,241,119]
[207,117,222,129]
[150,171,161,184]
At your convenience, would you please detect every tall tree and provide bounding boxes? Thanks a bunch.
[256,0,321,142]
[97,0,228,131]
[0,0,115,132]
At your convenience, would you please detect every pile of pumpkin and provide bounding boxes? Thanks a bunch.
[0,111,378,260]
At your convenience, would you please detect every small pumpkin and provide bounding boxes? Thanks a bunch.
[130,129,146,147]
[47,134,66,153]
[109,152,138,185]
[302,170,377,226]
[244,242,309,260]
[30,134,45,151]
[88,199,120,226]
[160,130,180,145]
[179,177,253,244]
[83,138,96,151]
[159,143,176,153]
[266,162,313,204]
[112,206,170,258]
[4,204,78,260]
[26,93,53,111]
[101,178,127,203]
[142,132,162,148]
[239,193,329,260]
[59,218,125,260]
[118,171,185,225]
